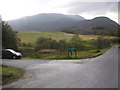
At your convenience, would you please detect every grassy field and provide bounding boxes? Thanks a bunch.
[18,31,73,45]
[18,31,118,45]
[1,65,25,85]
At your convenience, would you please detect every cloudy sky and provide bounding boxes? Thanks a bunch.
[0,0,119,23]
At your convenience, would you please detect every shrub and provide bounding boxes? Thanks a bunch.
[93,36,110,49]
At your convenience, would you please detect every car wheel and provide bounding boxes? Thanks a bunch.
[13,56,16,59]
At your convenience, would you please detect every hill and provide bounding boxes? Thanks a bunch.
[8,13,119,36]
[8,13,85,31]
[62,17,119,36]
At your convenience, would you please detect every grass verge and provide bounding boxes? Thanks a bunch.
[43,48,110,60]
[23,47,110,60]
[0,65,25,85]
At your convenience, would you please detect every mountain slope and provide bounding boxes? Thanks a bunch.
[8,13,85,31]
[62,17,119,35]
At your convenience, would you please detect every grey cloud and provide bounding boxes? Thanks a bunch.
[56,2,118,15]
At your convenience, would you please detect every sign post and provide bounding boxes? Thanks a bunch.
[68,46,77,57]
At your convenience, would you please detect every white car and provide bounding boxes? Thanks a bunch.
[2,49,22,59]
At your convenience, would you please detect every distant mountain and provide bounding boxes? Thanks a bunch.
[8,13,85,31]
[62,17,119,35]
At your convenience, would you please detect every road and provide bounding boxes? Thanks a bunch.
[2,45,119,88]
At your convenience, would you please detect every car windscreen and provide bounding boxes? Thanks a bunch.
[6,49,17,54]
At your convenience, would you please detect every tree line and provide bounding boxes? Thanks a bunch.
[62,26,120,36]
[35,34,85,52]
[34,34,111,52]
[2,21,20,51]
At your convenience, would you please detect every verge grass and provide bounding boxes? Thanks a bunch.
[23,47,110,60]
[1,65,25,85]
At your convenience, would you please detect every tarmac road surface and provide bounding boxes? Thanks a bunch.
[2,45,119,88]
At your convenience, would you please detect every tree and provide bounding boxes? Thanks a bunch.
[50,40,59,49]
[70,34,85,50]
[35,37,59,50]
[35,37,68,52]
[2,21,20,50]
[58,40,68,52]
[35,37,51,50]
[93,36,110,50]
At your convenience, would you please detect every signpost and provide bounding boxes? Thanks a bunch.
[68,46,77,56]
